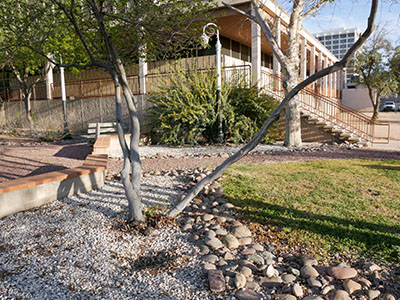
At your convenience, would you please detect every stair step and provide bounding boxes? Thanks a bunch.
[331,128,343,133]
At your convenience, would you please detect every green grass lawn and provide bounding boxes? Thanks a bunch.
[222,159,400,264]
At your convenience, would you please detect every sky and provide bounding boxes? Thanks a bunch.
[301,0,400,45]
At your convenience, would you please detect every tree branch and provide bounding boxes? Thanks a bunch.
[168,0,379,218]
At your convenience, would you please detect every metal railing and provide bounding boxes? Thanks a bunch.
[260,71,390,144]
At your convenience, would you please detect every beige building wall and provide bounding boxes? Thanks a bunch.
[342,88,373,112]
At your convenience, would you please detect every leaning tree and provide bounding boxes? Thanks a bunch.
[168,0,379,217]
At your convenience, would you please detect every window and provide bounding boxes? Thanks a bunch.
[340,44,347,49]
[231,40,240,59]
[348,33,355,38]
[333,40,339,44]
[325,41,331,45]
[333,45,339,49]
[325,36,331,40]
[340,34,347,38]
[221,36,230,56]
[340,39,347,43]
[241,45,250,62]
[333,35,339,39]
[348,38,354,43]
[318,36,325,41]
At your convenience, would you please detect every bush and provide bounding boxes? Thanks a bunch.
[148,68,283,145]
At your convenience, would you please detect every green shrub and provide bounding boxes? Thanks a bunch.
[224,85,283,144]
[148,68,283,145]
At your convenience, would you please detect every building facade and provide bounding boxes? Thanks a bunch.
[314,27,362,85]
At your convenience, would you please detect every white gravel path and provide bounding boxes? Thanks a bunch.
[109,143,291,158]
[0,175,232,300]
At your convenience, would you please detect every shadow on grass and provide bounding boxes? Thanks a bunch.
[363,164,400,171]
[227,195,400,262]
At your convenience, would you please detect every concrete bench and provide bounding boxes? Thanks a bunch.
[88,122,118,139]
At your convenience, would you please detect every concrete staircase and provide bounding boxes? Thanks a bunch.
[300,108,369,146]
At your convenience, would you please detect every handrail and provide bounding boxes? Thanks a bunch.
[260,70,390,144]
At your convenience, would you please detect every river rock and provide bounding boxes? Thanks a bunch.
[301,265,319,278]
[199,245,210,254]
[240,266,253,277]
[202,254,219,264]
[208,270,225,293]
[292,283,304,298]
[223,234,240,249]
[235,273,247,289]
[367,290,381,300]
[203,214,214,221]
[307,278,322,288]
[205,237,223,250]
[328,267,357,280]
[235,289,263,300]
[239,237,253,246]
[260,276,283,288]
[343,279,361,294]
[282,273,296,283]
[233,225,252,238]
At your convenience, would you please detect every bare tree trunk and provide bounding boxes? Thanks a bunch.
[112,73,144,222]
[368,87,379,120]
[23,89,33,127]
[284,76,302,147]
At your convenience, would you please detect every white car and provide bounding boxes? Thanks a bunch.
[382,101,396,112]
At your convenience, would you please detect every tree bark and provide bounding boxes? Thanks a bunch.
[113,73,144,222]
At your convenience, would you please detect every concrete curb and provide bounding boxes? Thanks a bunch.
[0,139,109,219]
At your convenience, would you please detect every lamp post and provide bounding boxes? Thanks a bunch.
[59,55,68,134]
[200,23,223,144]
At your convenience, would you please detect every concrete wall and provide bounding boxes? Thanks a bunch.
[0,95,151,134]
[342,88,373,112]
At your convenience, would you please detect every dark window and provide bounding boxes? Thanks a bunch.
[231,40,240,59]
[340,39,346,43]
[348,33,355,37]
[340,34,346,38]
[220,36,230,56]
[241,44,250,62]
[333,40,339,44]
[333,34,339,39]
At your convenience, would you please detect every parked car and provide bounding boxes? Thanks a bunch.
[382,101,396,111]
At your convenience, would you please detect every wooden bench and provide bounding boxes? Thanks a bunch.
[88,122,118,139]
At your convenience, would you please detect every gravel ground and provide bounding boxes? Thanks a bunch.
[1,140,400,299]
[0,175,229,300]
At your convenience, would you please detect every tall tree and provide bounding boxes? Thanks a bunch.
[22,0,212,222]
[169,0,379,217]
[354,28,397,119]
[389,46,400,95]
[224,0,334,147]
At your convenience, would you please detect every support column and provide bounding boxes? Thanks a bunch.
[328,61,333,98]
[45,59,54,100]
[272,16,281,91]
[310,46,315,91]
[300,39,307,80]
[251,3,262,89]
[139,57,147,95]
[317,51,322,94]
